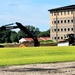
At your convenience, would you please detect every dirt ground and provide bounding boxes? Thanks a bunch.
[0,62,75,75]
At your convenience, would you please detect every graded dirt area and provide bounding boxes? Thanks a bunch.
[0,62,75,75]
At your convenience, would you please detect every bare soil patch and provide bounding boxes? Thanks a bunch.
[0,62,75,75]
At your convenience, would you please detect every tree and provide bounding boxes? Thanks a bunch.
[38,29,50,37]
[18,25,40,39]
[0,30,11,43]
[10,31,19,43]
[0,24,50,43]
[18,30,26,39]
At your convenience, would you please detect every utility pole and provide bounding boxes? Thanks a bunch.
[56,11,58,42]
[73,9,75,35]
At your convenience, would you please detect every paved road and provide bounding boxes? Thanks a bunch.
[0,62,75,75]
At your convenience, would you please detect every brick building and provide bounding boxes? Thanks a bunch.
[48,5,75,42]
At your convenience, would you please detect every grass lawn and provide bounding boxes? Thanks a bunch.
[0,46,75,66]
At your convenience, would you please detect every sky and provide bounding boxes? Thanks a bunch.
[0,0,75,31]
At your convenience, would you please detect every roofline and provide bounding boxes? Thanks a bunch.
[48,4,75,12]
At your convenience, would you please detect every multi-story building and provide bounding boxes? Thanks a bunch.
[48,5,75,42]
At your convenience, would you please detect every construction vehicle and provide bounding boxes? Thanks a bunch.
[67,33,75,45]
[0,22,40,47]
[58,34,75,46]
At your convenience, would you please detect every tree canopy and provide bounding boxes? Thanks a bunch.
[0,25,50,43]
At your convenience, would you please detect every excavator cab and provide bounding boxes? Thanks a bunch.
[0,22,40,47]
[67,34,75,45]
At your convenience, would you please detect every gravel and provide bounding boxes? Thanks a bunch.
[0,62,75,75]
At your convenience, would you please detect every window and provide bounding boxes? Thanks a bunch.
[71,28,73,31]
[64,11,66,15]
[61,20,63,23]
[52,13,53,16]
[64,28,66,31]
[67,11,70,15]
[71,19,73,23]
[54,12,56,16]
[71,10,73,14]
[54,29,56,31]
[64,35,66,38]
[68,28,70,31]
[58,29,59,31]
[61,37,63,39]
[57,12,59,15]
[54,37,56,39]
[54,21,56,24]
[64,20,66,23]
[68,20,70,23]
[61,28,63,31]
[58,37,60,39]
[58,20,59,24]
[61,11,62,15]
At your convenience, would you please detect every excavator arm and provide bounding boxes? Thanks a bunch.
[0,22,40,46]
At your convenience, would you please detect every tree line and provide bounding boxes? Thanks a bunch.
[0,25,50,43]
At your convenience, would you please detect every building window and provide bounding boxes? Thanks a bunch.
[64,20,66,23]
[58,29,59,31]
[54,12,56,16]
[54,21,56,24]
[68,28,70,31]
[64,35,66,38]
[61,11,63,15]
[71,19,73,23]
[67,11,70,15]
[57,12,59,15]
[64,28,66,31]
[61,28,63,31]
[68,20,70,23]
[61,20,63,23]
[61,37,63,39]
[52,13,53,16]
[71,10,73,14]
[71,28,73,31]
[64,11,66,15]
[58,20,59,24]
[54,37,56,39]
[58,37,60,39]
[54,29,56,31]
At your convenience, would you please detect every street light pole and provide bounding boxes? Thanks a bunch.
[56,11,58,42]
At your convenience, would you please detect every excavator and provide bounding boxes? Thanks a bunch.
[0,22,40,47]
[58,34,75,46]
[67,33,75,45]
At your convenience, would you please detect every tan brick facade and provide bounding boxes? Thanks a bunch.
[48,5,75,42]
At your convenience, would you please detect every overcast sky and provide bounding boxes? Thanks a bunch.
[0,0,75,31]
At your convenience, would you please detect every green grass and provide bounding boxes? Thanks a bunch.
[40,40,56,44]
[0,46,75,66]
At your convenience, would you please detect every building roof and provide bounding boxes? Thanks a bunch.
[48,5,75,12]
[24,38,33,41]
[23,37,50,41]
